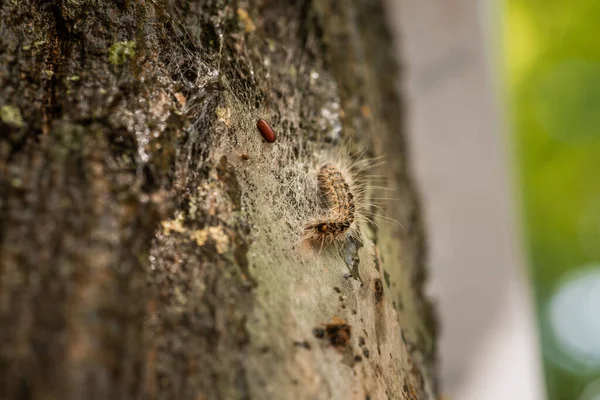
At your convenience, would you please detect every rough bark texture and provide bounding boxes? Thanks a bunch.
[0,0,436,399]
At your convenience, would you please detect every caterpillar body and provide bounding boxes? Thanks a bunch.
[303,163,359,246]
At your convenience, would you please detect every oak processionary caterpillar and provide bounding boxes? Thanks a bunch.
[303,163,356,245]
[303,152,384,250]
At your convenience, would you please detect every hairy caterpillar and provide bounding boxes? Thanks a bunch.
[302,154,386,250]
[301,148,400,252]
[303,163,357,245]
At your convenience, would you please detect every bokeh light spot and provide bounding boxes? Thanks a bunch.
[546,265,600,373]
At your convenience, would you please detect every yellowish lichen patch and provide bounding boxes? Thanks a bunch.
[190,229,209,247]
[108,41,136,66]
[174,92,187,108]
[237,8,256,33]
[0,105,24,128]
[208,226,230,254]
[216,106,231,126]
[161,212,186,235]
[161,213,231,254]
[189,226,230,254]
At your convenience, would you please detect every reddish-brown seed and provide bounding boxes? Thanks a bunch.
[256,119,276,143]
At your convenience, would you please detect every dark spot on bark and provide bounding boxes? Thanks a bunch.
[259,346,270,353]
[312,328,325,339]
[383,269,391,288]
[358,336,365,346]
[293,340,311,349]
[142,163,158,192]
[362,348,369,358]
[374,278,384,303]
[324,319,351,348]
[353,355,362,362]
[333,286,341,293]
[373,247,381,271]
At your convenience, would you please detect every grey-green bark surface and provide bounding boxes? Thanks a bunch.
[0,0,436,399]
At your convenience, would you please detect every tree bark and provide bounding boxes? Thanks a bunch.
[0,0,436,399]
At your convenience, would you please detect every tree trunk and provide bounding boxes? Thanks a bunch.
[0,0,436,399]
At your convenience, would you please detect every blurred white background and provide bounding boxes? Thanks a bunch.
[386,0,546,398]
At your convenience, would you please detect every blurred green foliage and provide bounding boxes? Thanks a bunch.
[506,1,600,399]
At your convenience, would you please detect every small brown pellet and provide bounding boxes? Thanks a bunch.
[256,118,276,143]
